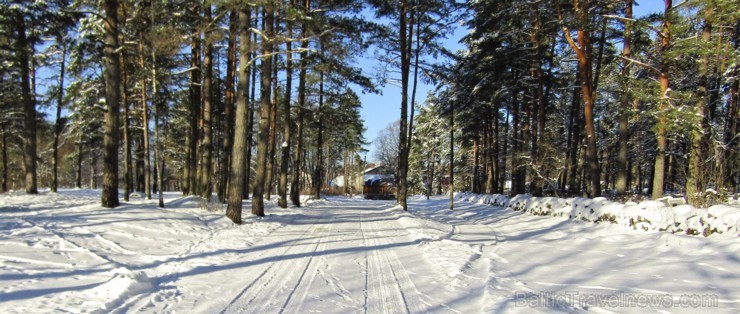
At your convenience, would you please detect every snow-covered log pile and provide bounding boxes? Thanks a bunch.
[455,192,740,237]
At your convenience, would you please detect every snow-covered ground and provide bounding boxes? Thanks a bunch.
[0,189,737,313]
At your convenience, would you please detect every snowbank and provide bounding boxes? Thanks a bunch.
[454,192,740,237]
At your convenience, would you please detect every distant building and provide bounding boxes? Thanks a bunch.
[362,165,396,200]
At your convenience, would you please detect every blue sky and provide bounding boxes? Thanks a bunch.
[357,1,666,162]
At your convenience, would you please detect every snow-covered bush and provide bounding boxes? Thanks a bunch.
[454,192,740,237]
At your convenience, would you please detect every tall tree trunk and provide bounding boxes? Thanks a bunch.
[510,85,521,196]
[500,112,508,193]
[343,150,350,195]
[266,49,279,200]
[16,12,38,194]
[153,62,164,208]
[397,0,411,210]
[52,39,66,193]
[185,4,201,196]
[472,136,479,194]
[2,130,8,192]
[530,11,545,197]
[279,8,294,208]
[291,0,310,207]
[559,0,600,197]
[122,50,132,202]
[616,0,633,195]
[139,38,151,200]
[407,10,421,162]
[492,100,501,194]
[101,0,121,207]
[449,102,454,209]
[200,2,214,200]
[652,0,672,199]
[120,4,131,201]
[244,33,258,200]
[220,10,237,203]
[426,145,434,199]
[135,132,144,192]
[226,7,252,224]
[314,64,324,200]
[76,140,83,188]
[723,63,738,192]
[252,4,274,216]
[567,81,582,195]
[486,111,495,194]
[90,147,97,189]
[522,91,531,194]
[687,5,711,206]
[581,29,600,197]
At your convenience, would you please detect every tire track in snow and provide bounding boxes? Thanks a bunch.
[363,209,428,314]
[277,224,332,313]
[220,218,328,313]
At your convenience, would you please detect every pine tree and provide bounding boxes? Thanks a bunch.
[101,0,122,207]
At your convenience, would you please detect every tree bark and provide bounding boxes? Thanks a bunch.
[530,11,545,197]
[492,100,501,193]
[153,62,164,208]
[486,110,495,194]
[138,38,151,200]
[397,0,411,210]
[291,0,310,207]
[266,49,279,200]
[449,101,454,209]
[512,66,526,196]
[252,4,274,216]
[567,80,582,195]
[500,111,508,194]
[407,9,421,168]
[90,146,97,189]
[200,2,214,201]
[558,0,600,197]
[226,8,252,224]
[52,39,66,193]
[244,32,258,200]
[185,4,201,196]
[220,10,237,203]
[652,0,672,199]
[616,0,633,195]
[279,7,294,208]
[16,12,38,194]
[122,48,132,202]
[314,62,324,200]
[2,130,7,192]
[101,0,121,207]
[687,5,712,206]
[76,140,83,189]
[472,136,479,194]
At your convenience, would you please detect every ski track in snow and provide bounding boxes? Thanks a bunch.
[1,190,738,313]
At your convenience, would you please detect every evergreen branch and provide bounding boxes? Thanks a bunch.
[618,56,660,74]
[554,2,582,55]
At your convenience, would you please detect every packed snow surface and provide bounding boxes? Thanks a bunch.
[1,189,738,313]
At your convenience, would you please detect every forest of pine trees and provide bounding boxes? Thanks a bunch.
[0,0,737,224]
[409,0,739,208]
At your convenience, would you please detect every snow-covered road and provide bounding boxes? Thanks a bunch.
[1,190,738,313]
[217,199,469,314]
